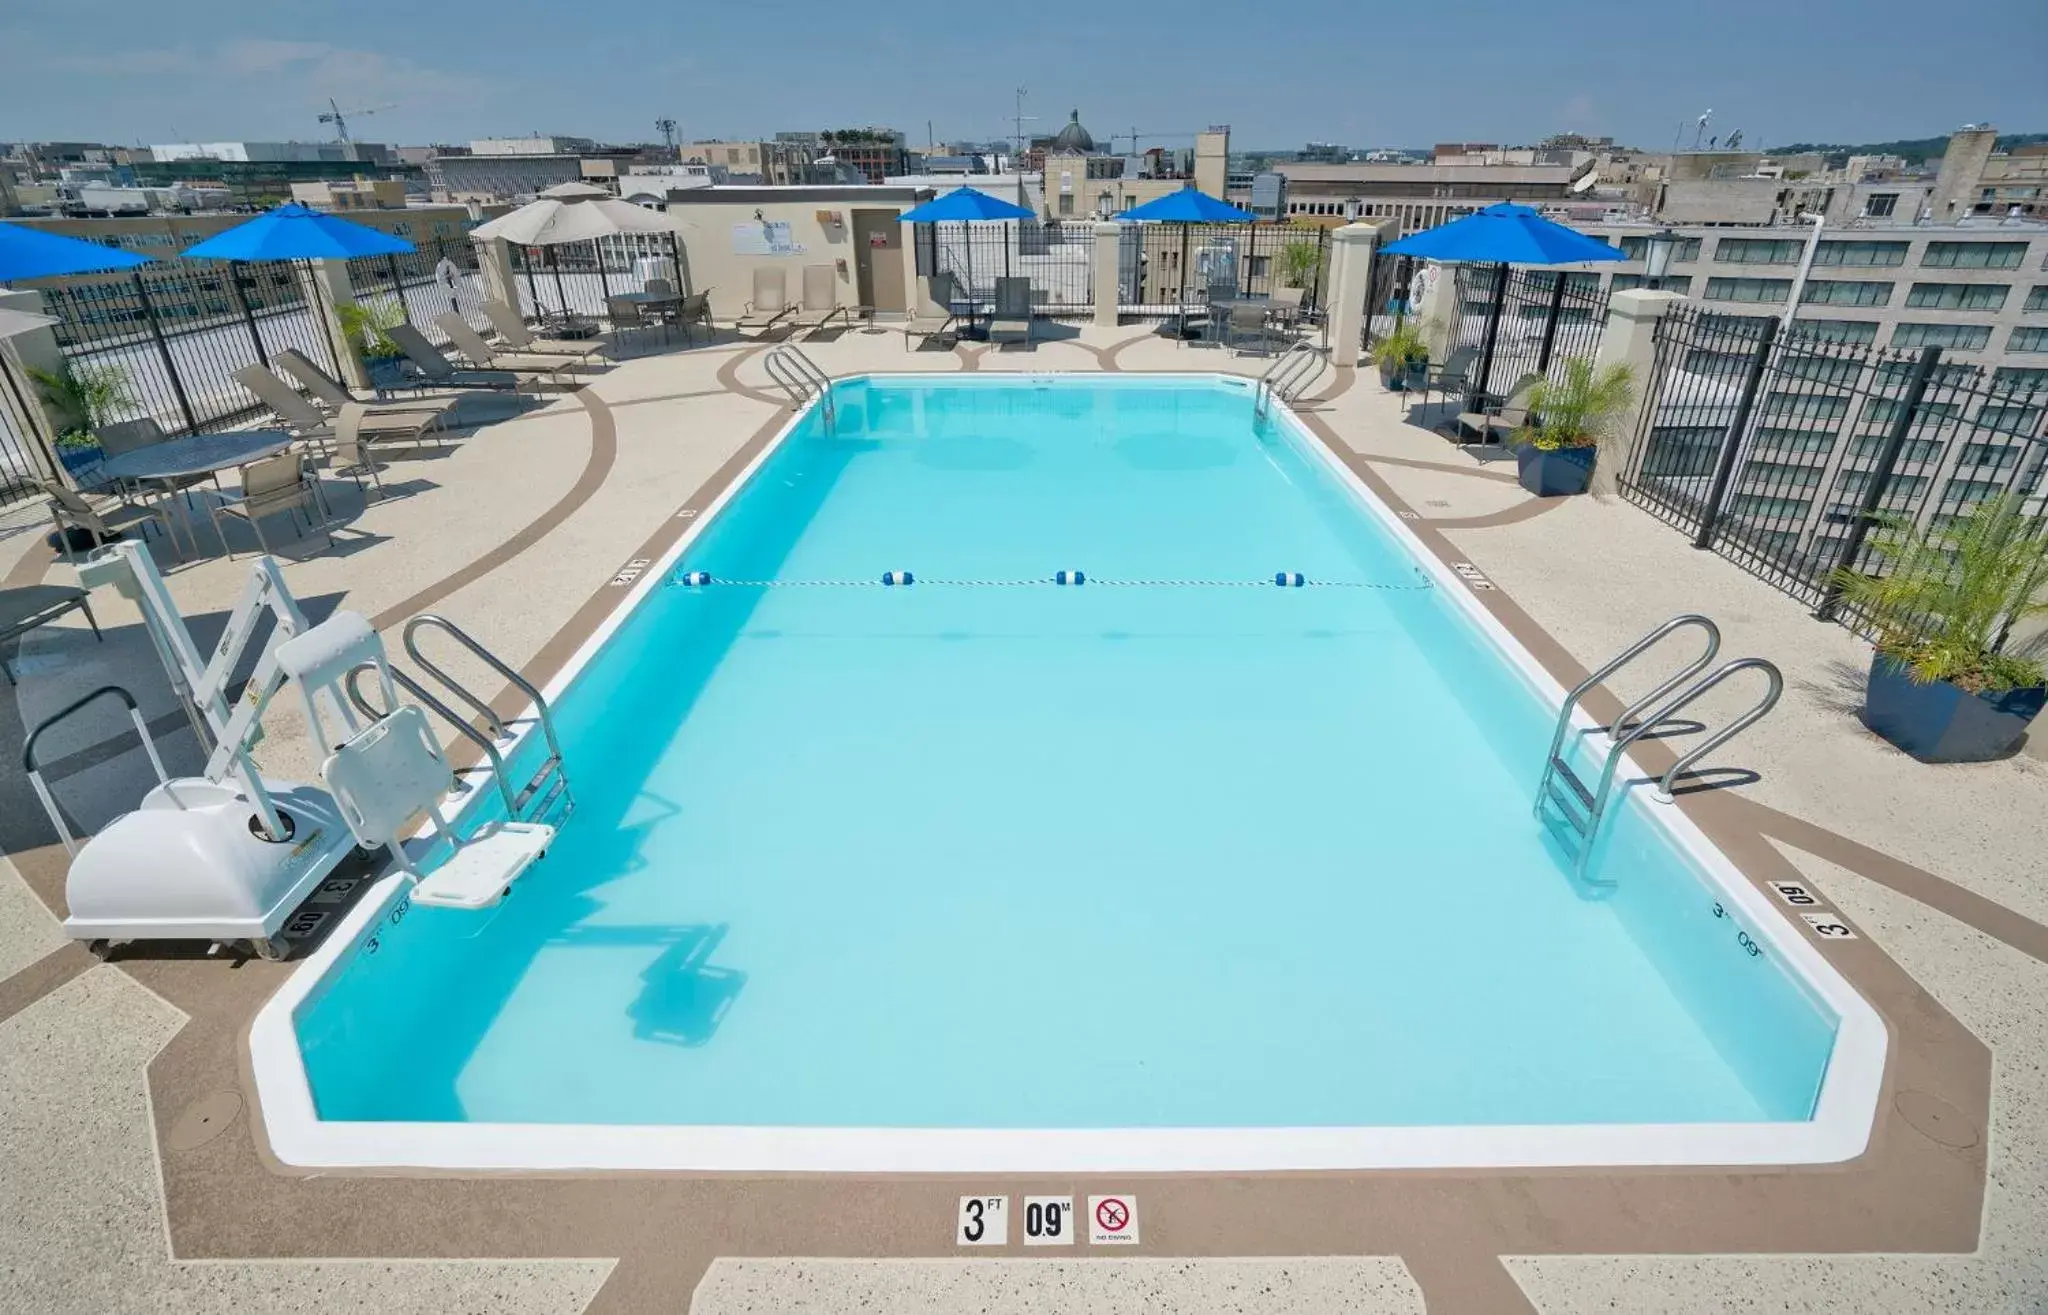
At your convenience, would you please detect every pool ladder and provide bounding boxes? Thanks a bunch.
[343,614,573,828]
[1254,342,1324,418]
[1535,614,1782,882]
[764,344,835,426]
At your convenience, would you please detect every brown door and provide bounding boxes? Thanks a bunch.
[851,209,906,314]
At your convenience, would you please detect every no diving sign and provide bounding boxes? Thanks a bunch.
[1088,1194,1139,1245]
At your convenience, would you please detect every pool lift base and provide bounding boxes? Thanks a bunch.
[1535,614,1783,882]
[29,542,366,958]
[276,613,561,911]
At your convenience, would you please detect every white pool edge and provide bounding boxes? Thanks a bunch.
[247,372,1887,1173]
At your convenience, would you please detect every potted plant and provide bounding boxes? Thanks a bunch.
[25,361,136,476]
[1830,492,2048,762]
[1508,358,1635,497]
[337,297,407,367]
[1370,321,1429,391]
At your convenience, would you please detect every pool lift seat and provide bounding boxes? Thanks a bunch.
[1535,613,1782,883]
[276,613,554,911]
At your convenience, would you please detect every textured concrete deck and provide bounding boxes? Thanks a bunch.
[2,321,2045,1313]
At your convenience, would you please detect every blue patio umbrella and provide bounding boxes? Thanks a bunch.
[0,220,153,283]
[900,187,1037,306]
[1118,189,1259,338]
[1383,204,1626,408]
[181,203,416,374]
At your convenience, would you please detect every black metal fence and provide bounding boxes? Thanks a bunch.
[31,260,343,439]
[1449,265,1610,401]
[342,235,494,348]
[913,221,1098,315]
[1123,224,1329,318]
[0,358,54,513]
[506,233,684,325]
[1620,302,2048,629]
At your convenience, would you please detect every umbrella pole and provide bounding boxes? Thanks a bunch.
[1178,223,1190,338]
[550,246,570,324]
[525,249,542,319]
[1471,261,1509,415]
[595,238,611,305]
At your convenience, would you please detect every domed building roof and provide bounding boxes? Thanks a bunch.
[1051,110,1095,154]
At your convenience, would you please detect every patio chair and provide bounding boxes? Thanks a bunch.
[481,300,602,364]
[1420,345,1479,415]
[673,291,714,344]
[606,295,664,353]
[735,267,793,337]
[209,451,331,559]
[273,348,459,423]
[902,273,957,351]
[986,276,1033,345]
[786,264,849,337]
[1266,286,1307,335]
[39,480,168,563]
[386,323,523,391]
[329,403,387,503]
[434,314,585,387]
[1,583,100,685]
[1225,302,1275,356]
[1457,372,1544,446]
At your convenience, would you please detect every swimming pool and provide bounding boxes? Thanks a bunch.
[251,373,1884,1171]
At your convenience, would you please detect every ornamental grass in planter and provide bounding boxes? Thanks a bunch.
[1369,321,1429,392]
[1507,358,1635,497]
[1830,491,2048,762]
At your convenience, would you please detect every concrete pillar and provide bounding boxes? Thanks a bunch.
[300,258,370,391]
[1324,222,1387,368]
[1590,288,1684,495]
[476,237,521,314]
[0,288,70,484]
[1092,222,1123,328]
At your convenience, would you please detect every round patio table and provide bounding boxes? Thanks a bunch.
[94,430,295,558]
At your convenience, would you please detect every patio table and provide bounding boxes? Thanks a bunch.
[95,430,295,558]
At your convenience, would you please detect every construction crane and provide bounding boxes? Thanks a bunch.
[318,98,395,145]
[1110,129,1199,155]
[654,117,678,154]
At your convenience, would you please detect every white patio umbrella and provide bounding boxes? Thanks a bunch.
[0,306,63,480]
[471,183,694,318]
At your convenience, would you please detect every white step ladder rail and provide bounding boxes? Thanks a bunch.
[1535,615,1784,883]
[401,614,572,825]
[23,685,169,858]
[1254,341,1324,418]
[763,344,835,424]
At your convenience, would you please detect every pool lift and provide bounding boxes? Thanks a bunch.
[31,541,564,959]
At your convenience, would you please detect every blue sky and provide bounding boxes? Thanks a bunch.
[3,0,2043,153]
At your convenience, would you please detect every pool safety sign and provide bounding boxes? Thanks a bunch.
[1089,1194,1140,1245]
[956,1195,1008,1245]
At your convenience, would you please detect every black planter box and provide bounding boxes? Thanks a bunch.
[1515,444,1597,496]
[1377,357,1427,391]
[1864,654,2046,763]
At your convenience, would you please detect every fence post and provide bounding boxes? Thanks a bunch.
[227,262,268,367]
[1590,289,1685,497]
[1325,221,1383,368]
[384,253,412,324]
[1814,344,1944,621]
[1092,222,1123,328]
[1694,317,1779,550]
[130,272,199,435]
[1469,262,1510,408]
[1534,271,1568,377]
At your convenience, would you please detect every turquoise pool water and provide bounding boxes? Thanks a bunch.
[298,375,1838,1131]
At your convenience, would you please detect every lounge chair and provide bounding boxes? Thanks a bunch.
[234,364,449,452]
[901,273,958,351]
[786,264,849,337]
[1457,373,1543,446]
[386,323,523,391]
[433,314,586,387]
[330,403,387,502]
[1,583,100,685]
[209,451,331,559]
[986,276,1032,345]
[481,300,603,364]
[272,349,457,422]
[735,267,793,337]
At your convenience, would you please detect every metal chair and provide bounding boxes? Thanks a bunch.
[210,452,331,559]
[1225,302,1274,356]
[607,295,661,353]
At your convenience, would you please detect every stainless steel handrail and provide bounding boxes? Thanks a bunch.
[344,660,520,818]
[1254,342,1323,416]
[1535,613,1720,819]
[22,684,167,857]
[401,614,573,821]
[764,344,835,422]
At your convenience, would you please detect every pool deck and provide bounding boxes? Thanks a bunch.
[2,322,2045,1314]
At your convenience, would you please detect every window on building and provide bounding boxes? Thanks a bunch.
[1921,241,2027,269]
[1974,405,2042,435]
[1705,277,1792,303]
[1762,392,1849,421]
[1802,279,1892,306]
[2010,326,2048,353]
[1848,435,1944,463]
[1738,461,1825,490]
[1993,367,2048,395]
[1812,240,1909,267]
[1611,273,1690,295]
[1905,282,2009,310]
[1727,493,1813,520]
[1836,471,1929,500]
[1753,429,1837,455]
[1715,237,1802,264]
[1957,441,2022,468]
[2025,285,2048,313]
[1891,322,1992,350]
[1799,319,1879,344]
[1058,193,1073,215]
[1862,193,1898,217]
[1619,234,1701,262]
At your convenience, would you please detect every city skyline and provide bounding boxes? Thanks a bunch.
[2,0,2043,154]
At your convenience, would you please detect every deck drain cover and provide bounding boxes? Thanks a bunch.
[1894,1089,1978,1150]
[167,1091,242,1152]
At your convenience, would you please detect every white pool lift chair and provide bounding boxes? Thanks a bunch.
[276,612,553,911]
